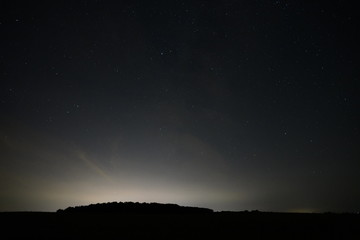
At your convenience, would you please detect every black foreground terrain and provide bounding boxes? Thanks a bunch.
[1,202,359,239]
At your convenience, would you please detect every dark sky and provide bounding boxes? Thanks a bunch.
[1,1,359,212]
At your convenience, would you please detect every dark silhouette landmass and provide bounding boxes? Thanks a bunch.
[57,201,213,214]
[1,202,360,239]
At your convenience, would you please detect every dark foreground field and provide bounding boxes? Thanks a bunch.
[1,211,359,239]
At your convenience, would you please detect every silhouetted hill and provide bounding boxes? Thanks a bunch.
[57,201,213,214]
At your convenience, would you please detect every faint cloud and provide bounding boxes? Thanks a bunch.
[76,150,113,183]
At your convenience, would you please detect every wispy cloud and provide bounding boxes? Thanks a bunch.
[76,151,113,183]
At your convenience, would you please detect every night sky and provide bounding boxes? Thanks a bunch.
[1,1,359,212]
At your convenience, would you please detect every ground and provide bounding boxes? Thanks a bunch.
[1,211,359,239]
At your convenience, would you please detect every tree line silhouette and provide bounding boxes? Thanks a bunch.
[57,201,214,214]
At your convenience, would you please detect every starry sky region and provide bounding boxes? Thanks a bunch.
[0,1,359,212]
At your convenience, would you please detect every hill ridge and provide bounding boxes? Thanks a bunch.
[57,201,214,214]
